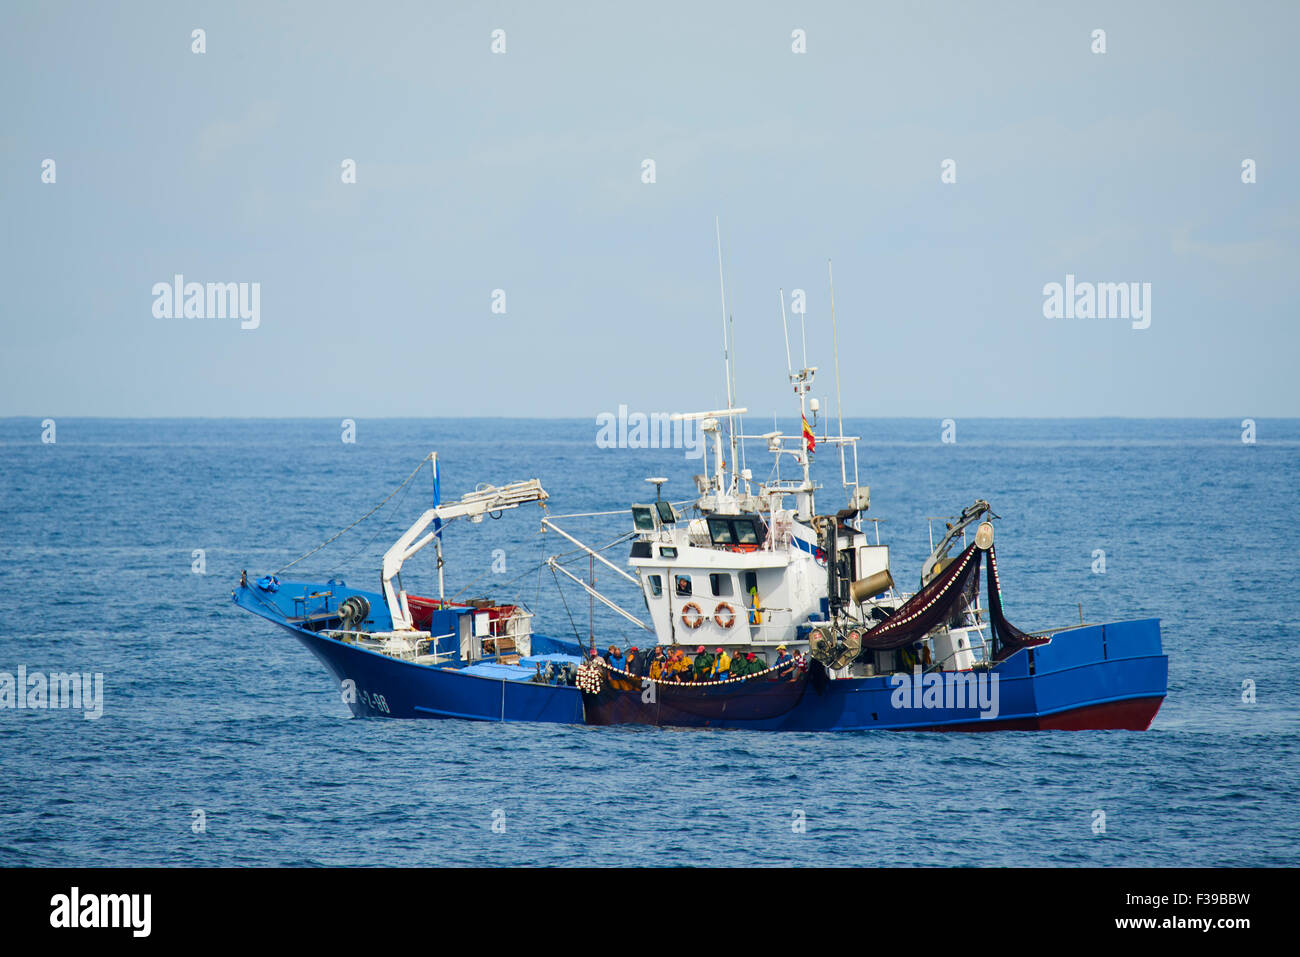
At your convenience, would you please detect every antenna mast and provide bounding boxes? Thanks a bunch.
[828,259,849,501]
[729,310,747,482]
[715,217,739,493]
[800,293,809,372]
[779,288,793,380]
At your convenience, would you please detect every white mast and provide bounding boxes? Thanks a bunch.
[715,217,739,494]
[779,287,794,380]
[800,290,809,371]
[783,287,815,521]
[828,259,850,502]
[730,309,747,487]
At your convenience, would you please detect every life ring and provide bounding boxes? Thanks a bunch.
[681,602,704,629]
[713,602,736,629]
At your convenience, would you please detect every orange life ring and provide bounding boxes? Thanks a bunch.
[681,602,704,629]
[713,602,736,629]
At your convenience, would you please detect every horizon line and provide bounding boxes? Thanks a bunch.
[0,414,1293,422]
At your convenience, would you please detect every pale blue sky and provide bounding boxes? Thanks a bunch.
[2,1,1296,417]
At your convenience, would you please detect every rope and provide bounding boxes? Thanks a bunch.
[243,583,292,621]
[275,456,428,575]
[550,565,583,645]
[328,464,422,579]
[535,535,545,609]
[590,657,804,688]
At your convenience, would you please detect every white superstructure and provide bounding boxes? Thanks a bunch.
[543,265,995,678]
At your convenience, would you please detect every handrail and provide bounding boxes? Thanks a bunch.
[547,558,654,632]
[541,518,639,584]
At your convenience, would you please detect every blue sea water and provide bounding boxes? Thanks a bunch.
[0,417,1296,867]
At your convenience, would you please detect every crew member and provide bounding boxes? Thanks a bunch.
[712,647,731,680]
[648,647,666,681]
[692,644,715,682]
[730,650,749,678]
[669,647,693,682]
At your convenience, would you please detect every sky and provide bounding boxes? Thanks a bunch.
[1,1,1297,418]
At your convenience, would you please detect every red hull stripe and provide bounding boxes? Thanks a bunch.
[911,695,1165,732]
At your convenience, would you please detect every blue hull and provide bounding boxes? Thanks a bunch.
[237,582,1166,731]
[292,623,584,724]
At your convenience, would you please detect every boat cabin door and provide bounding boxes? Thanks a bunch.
[458,610,493,662]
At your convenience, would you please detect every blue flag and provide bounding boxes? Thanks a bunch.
[432,456,443,539]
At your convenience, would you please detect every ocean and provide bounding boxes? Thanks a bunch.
[1,417,1296,866]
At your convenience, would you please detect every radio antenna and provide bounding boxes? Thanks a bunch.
[828,258,848,498]
[779,288,793,379]
[715,217,740,490]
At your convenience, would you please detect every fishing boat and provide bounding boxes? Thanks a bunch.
[231,399,1167,733]
[232,259,1167,732]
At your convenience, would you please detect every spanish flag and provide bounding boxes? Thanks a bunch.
[802,415,816,454]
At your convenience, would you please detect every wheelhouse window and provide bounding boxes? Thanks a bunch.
[709,573,733,597]
[707,518,736,545]
[707,515,767,547]
[631,506,656,532]
[675,575,692,596]
[647,574,662,597]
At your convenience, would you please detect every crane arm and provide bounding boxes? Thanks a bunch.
[382,479,548,629]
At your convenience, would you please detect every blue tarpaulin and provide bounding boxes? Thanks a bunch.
[458,662,540,682]
[519,654,585,667]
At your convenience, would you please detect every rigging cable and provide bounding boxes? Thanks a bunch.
[550,565,583,645]
[275,456,429,575]
[328,467,421,580]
